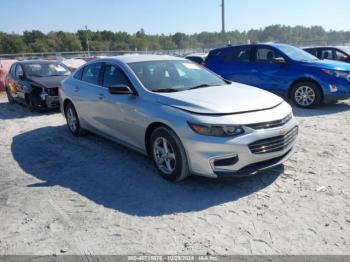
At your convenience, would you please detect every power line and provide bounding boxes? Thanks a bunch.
[221,0,225,34]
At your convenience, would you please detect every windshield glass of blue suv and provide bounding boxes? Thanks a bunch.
[278,45,318,61]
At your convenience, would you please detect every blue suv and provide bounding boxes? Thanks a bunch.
[205,43,350,108]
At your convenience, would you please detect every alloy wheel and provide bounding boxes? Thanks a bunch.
[66,107,78,133]
[153,137,176,175]
[294,85,316,107]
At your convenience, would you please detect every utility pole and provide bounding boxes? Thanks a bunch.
[221,0,225,34]
[85,26,90,57]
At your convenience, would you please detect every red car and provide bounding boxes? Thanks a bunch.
[0,59,17,91]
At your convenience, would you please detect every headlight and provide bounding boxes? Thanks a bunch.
[322,69,350,81]
[188,123,245,137]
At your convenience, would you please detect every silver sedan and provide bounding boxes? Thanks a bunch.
[59,55,298,181]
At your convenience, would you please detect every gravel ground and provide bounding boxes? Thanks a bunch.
[0,92,349,255]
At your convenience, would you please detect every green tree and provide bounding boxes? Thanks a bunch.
[1,25,350,54]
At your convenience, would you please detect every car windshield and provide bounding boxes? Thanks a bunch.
[24,63,71,77]
[277,45,318,61]
[128,60,226,92]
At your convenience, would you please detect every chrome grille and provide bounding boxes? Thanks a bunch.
[247,114,292,130]
[249,127,298,155]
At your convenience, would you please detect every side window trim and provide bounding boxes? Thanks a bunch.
[97,62,105,86]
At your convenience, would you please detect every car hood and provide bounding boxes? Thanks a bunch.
[28,76,68,89]
[302,59,350,71]
[155,83,284,115]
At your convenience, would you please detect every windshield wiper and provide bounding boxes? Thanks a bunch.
[300,59,319,62]
[49,74,68,77]
[152,88,181,93]
[29,74,43,78]
[188,84,220,90]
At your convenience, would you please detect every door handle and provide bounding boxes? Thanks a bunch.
[73,86,80,92]
[98,94,105,100]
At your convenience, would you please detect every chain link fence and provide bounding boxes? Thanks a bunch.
[1,40,350,60]
[0,48,210,60]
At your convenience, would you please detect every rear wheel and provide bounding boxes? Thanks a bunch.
[6,87,15,104]
[291,81,322,108]
[65,102,86,136]
[150,127,190,182]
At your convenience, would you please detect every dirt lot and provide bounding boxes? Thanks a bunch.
[0,92,349,255]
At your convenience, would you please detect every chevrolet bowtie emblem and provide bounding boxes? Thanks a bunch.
[281,128,289,135]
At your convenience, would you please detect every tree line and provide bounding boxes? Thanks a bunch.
[1,25,350,54]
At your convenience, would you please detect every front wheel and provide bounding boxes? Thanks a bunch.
[150,127,190,182]
[25,94,36,112]
[65,102,86,136]
[291,81,322,108]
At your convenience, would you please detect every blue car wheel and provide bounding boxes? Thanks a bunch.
[291,81,322,108]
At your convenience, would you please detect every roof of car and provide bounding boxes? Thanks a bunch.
[104,54,185,64]
[185,53,208,58]
[18,59,62,64]
[303,46,349,49]
[210,43,292,52]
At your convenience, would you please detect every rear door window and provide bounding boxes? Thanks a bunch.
[81,62,103,85]
[224,46,251,62]
[206,50,223,62]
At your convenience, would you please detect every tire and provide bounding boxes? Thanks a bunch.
[6,87,15,104]
[150,126,190,182]
[25,94,36,112]
[64,102,86,136]
[291,81,322,108]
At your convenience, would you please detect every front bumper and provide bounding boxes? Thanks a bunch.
[44,95,60,109]
[321,79,350,102]
[184,117,298,178]
[31,94,60,109]
[214,147,295,177]
[324,92,350,103]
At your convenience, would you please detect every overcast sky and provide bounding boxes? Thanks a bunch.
[1,0,349,34]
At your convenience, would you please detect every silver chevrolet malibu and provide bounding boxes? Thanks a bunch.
[59,55,298,181]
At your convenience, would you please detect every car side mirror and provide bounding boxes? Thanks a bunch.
[273,57,287,64]
[108,84,135,95]
[18,74,25,80]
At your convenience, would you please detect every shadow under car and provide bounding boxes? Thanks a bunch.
[11,125,284,217]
